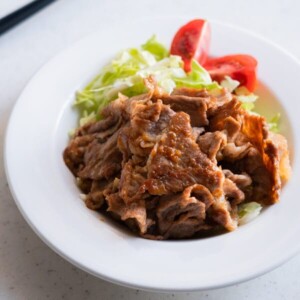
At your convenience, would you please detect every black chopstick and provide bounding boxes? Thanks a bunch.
[0,0,57,36]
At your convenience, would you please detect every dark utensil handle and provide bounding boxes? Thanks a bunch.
[0,0,57,36]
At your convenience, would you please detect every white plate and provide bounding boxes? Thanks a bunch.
[4,17,300,292]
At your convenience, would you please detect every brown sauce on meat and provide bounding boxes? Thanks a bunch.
[63,85,291,240]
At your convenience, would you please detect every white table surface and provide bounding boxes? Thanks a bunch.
[1,0,300,299]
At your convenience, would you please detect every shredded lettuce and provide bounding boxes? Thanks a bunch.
[233,83,281,132]
[79,111,97,127]
[233,85,258,112]
[221,76,240,92]
[174,60,219,90]
[136,55,186,93]
[268,113,281,133]
[238,202,262,225]
[236,93,258,104]
[220,78,258,111]
[141,35,169,61]
[240,102,255,111]
[234,84,280,131]
[74,37,218,126]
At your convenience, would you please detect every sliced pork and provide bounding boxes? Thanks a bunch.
[64,85,291,240]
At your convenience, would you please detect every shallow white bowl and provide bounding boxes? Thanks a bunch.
[4,17,300,292]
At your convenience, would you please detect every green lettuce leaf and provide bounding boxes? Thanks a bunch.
[141,35,169,61]
[220,76,240,92]
[241,102,255,111]
[268,113,281,133]
[238,202,262,225]
[237,93,258,111]
[175,60,219,90]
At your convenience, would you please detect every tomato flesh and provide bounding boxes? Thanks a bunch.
[204,55,258,92]
[170,19,211,72]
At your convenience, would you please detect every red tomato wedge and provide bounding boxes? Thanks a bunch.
[204,54,258,92]
[170,19,211,72]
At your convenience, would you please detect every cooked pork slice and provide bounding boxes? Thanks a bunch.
[192,127,205,140]
[197,131,227,162]
[106,193,147,234]
[207,97,283,205]
[145,112,224,195]
[156,185,213,238]
[223,169,252,190]
[172,87,232,107]
[63,134,95,175]
[268,132,291,183]
[123,99,175,157]
[85,180,113,210]
[208,97,241,130]
[171,87,210,98]
[64,96,128,176]
[158,94,209,127]
[78,95,127,136]
[208,200,237,231]
[223,178,245,206]
[118,160,147,204]
[241,113,281,204]
[78,113,122,139]
[221,142,251,161]
[78,129,123,180]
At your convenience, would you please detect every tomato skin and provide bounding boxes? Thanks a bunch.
[170,19,211,72]
[204,55,258,92]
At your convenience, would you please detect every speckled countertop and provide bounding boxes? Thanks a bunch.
[1,0,300,299]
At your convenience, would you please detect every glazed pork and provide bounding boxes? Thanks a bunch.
[64,84,291,239]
